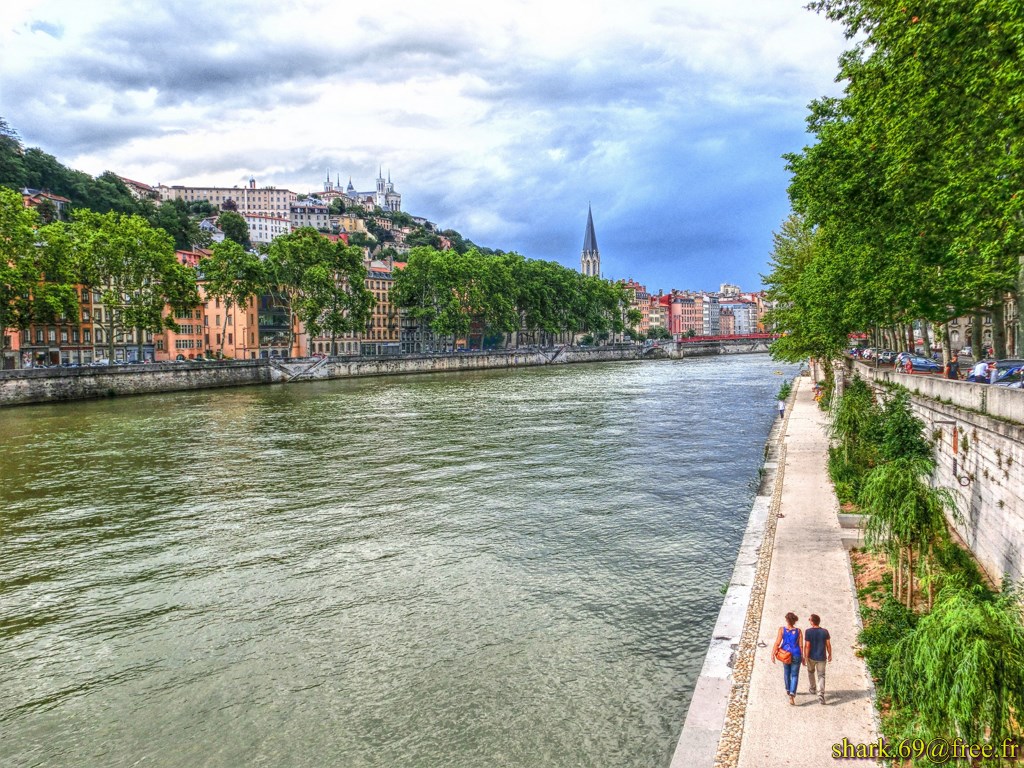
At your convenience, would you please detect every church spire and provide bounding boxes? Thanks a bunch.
[580,204,600,278]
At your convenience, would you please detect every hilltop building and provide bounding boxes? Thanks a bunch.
[580,205,600,278]
[322,169,402,212]
[158,177,296,217]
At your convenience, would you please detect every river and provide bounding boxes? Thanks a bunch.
[0,354,796,767]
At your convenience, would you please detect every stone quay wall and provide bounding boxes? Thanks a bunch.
[854,361,1024,583]
[0,346,642,407]
[0,342,773,408]
[0,360,273,407]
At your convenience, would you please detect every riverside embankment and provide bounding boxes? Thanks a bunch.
[0,339,770,407]
[672,376,879,768]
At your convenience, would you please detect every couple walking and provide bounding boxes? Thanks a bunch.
[771,612,832,705]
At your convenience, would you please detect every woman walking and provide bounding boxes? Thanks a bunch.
[771,612,803,705]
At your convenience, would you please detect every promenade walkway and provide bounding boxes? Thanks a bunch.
[734,379,879,768]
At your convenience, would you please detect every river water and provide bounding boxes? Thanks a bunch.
[0,355,794,767]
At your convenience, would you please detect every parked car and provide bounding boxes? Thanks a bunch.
[90,358,110,366]
[878,350,897,364]
[992,361,1024,385]
[904,355,942,374]
[994,365,1024,388]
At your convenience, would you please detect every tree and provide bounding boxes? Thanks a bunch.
[67,210,200,360]
[201,239,266,354]
[148,198,210,251]
[762,214,850,393]
[885,582,1024,749]
[217,210,252,250]
[266,228,375,354]
[299,243,374,353]
[861,457,956,610]
[0,188,79,351]
[784,1,1024,358]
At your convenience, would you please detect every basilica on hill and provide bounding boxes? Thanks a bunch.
[321,169,401,212]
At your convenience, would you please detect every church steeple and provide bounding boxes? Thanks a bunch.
[581,205,600,278]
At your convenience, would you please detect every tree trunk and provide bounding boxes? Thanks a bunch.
[992,291,1007,358]
[897,552,905,606]
[972,310,983,357]
[136,326,145,361]
[906,323,915,351]
[922,321,931,355]
[941,322,951,365]
[107,313,116,362]
[906,547,914,611]
[220,302,230,355]
[1016,255,1024,356]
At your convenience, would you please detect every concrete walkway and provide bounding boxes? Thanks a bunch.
[735,380,879,768]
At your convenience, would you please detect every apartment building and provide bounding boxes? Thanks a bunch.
[158,177,296,217]
[290,200,330,231]
[243,213,291,244]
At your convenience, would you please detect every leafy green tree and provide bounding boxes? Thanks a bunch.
[861,457,957,610]
[267,228,375,354]
[66,210,200,360]
[0,188,79,348]
[201,239,266,354]
[786,0,1024,357]
[763,214,850,393]
[188,200,218,217]
[885,582,1024,749]
[298,243,375,353]
[217,210,252,250]
[148,198,210,251]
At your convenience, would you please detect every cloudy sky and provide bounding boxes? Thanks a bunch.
[1,0,848,292]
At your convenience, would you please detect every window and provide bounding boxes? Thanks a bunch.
[36,329,44,343]
[48,328,56,342]
[60,330,68,343]
[84,330,91,342]
[83,309,90,322]
[72,330,79,343]
[227,314,233,326]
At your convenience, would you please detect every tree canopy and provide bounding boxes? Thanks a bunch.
[765,2,1024,357]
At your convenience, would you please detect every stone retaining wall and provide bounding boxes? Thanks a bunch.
[1,343,773,408]
[0,360,272,407]
[855,362,1024,583]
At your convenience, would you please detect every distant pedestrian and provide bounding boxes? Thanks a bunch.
[777,398,786,420]
[967,360,989,383]
[803,613,832,704]
[772,612,802,705]
[945,354,960,380]
[904,356,914,374]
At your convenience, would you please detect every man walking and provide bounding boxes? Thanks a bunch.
[803,613,832,704]
[777,398,786,420]
[945,354,960,380]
